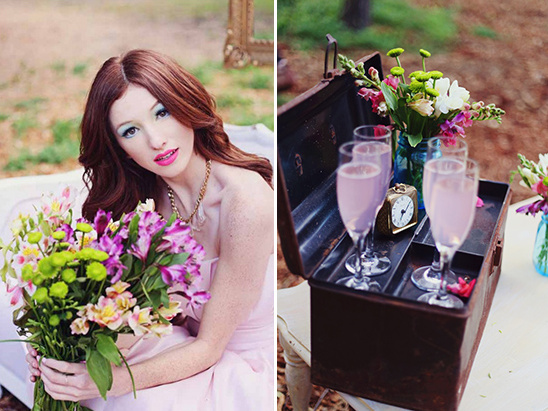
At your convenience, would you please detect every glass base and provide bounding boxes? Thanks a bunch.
[418,292,464,309]
[344,253,391,276]
[336,275,382,292]
[411,265,457,291]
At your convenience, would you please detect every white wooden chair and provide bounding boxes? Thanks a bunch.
[0,123,273,407]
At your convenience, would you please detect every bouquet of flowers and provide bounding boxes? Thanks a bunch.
[512,153,548,216]
[0,187,210,411]
[338,48,505,147]
[512,153,548,275]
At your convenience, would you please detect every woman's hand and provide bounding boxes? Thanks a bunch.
[39,358,102,402]
[25,344,41,383]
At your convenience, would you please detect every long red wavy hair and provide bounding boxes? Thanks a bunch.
[79,49,273,220]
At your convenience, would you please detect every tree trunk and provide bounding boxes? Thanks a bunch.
[341,0,371,30]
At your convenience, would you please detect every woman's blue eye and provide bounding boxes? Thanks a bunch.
[156,107,170,119]
[122,126,138,139]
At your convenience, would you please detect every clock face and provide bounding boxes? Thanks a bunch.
[391,195,415,228]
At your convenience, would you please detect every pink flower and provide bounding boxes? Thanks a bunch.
[476,196,484,208]
[383,75,400,91]
[531,180,548,197]
[70,318,90,335]
[127,306,153,336]
[88,296,124,330]
[447,277,476,298]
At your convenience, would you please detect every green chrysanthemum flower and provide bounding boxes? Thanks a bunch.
[21,264,35,282]
[50,281,69,299]
[430,70,443,79]
[426,88,440,97]
[38,257,57,278]
[76,223,93,233]
[409,70,425,79]
[409,80,423,93]
[387,48,404,57]
[52,231,66,240]
[27,232,42,244]
[390,67,405,76]
[415,72,431,82]
[86,261,107,282]
[50,252,67,267]
[33,287,49,303]
[49,315,60,327]
[61,268,77,284]
[419,49,431,58]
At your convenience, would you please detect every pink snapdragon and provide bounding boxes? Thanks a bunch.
[447,277,476,298]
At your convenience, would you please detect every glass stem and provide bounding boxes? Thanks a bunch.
[354,233,368,282]
[437,249,450,300]
[365,223,375,259]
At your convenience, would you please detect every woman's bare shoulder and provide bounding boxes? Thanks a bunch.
[215,164,273,238]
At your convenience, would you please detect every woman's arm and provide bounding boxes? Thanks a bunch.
[36,179,274,401]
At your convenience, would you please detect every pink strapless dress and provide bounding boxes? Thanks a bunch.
[80,255,275,411]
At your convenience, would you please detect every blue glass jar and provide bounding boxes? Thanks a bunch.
[393,133,430,209]
[533,213,548,276]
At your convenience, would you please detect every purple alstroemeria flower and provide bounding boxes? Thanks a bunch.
[122,211,136,225]
[156,222,192,254]
[158,264,188,286]
[58,223,75,244]
[139,211,165,236]
[516,199,548,217]
[96,235,127,283]
[180,286,211,310]
[93,209,112,238]
[129,231,152,262]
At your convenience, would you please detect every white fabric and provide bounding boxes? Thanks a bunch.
[0,123,273,407]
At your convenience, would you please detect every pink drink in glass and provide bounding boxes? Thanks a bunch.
[337,162,383,237]
[427,176,477,250]
[352,142,391,209]
[422,158,465,216]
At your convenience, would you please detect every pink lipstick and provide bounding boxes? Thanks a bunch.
[154,148,179,166]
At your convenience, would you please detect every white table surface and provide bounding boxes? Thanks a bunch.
[278,197,548,411]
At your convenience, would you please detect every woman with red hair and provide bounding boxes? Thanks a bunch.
[26,49,274,410]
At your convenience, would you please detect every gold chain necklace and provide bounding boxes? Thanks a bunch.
[166,159,211,224]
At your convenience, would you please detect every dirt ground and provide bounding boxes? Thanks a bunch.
[276,0,548,410]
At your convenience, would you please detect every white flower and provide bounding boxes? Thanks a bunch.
[430,78,470,117]
[408,98,434,117]
[520,168,540,187]
[538,154,548,175]
[377,101,388,117]
[136,199,156,214]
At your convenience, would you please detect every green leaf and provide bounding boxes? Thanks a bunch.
[380,82,398,112]
[128,214,140,241]
[160,289,170,307]
[150,274,167,290]
[170,252,189,266]
[86,347,112,400]
[96,334,121,366]
[407,133,424,147]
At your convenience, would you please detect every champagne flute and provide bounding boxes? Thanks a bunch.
[336,141,386,291]
[418,158,479,308]
[345,125,393,276]
[411,136,467,291]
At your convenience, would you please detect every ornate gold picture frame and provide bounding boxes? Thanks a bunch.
[223,0,274,68]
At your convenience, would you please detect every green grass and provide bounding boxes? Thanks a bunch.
[14,97,47,111]
[215,93,254,109]
[51,61,66,73]
[72,63,88,76]
[473,25,498,39]
[12,114,39,138]
[4,118,81,171]
[189,62,223,86]
[0,113,9,122]
[278,0,457,52]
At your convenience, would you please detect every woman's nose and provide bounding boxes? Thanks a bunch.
[147,128,167,150]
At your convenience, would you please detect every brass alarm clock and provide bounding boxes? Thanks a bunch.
[376,183,419,236]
